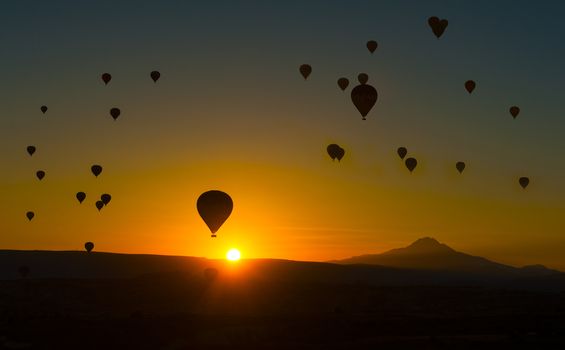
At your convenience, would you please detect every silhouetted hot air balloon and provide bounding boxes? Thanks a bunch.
[91,165,102,177]
[101,73,112,85]
[18,265,30,278]
[456,161,466,174]
[84,242,94,253]
[95,201,104,211]
[336,146,345,161]
[397,147,407,160]
[405,157,417,173]
[110,108,121,120]
[464,80,476,94]
[299,64,312,80]
[428,16,448,38]
[101,194,111,205]
[366,40,378,53]
[204,267,219,281]
[40,105,48,114]
[36,170,45,180]
[26,146,36,156]
[519,177,530,189]
[150,70,161,82]
[197,190,233,238]
[26,211,34,221]
[337,78,349,91]
[509,106,520,119]
[76,192,86,204]
[327,144,340,161]
[351,75,378,120]
[357,73,368,85]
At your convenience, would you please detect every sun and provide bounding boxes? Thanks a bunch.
[226,248,241,261]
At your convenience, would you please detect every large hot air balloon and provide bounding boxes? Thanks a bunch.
[40,105,48,114]
[110,108,121,120]
[456,161,466,174]
[150,71,161,82]
[101,194,112,205]
[26,146,36,156]
[197,190,233,238]
[101,73,112,85]
[337,78,349,91]
[397,147,407,160]
[351,74,378,120]
[91,165,103,177]
[464,80,476,94]
[509,106,520,119]
[327,144,345,162]
[26,211,34,221]
[95,201,104,211]
[299,64,312,80]
[519,177,530,189]
[405,157,417,173]
[366,40,378,53]
[428,16,448,38]
[36,170,45,180]
[84,242,94,253]
[76,192,86,204]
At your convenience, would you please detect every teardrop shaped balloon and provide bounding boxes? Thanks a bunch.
[150,70,161,82]
[101,193,112,205]
[405,157,417,173]
[299,64,312,80]
[357,73,369,85]
[26,211,34,221]
[91,165,103,177]
[40,105,48,114]
[509,106,520,119]
[36,170,45,180]
[366,40,378,53]
[327,144,340,161]
[397,147,407,160]
[351,83,378,120]
[456,161,466,174]
[336,146,345,162]
[95,200,104,211]
[26,146,36,156]
[197,190,233,237]
[464,80,476,94]
[110,108,121,120]
[428,16,448,38]
[337,78,349,91]
[519,177,530,189]
[76,192,86,204]
[101,73,112,85]
[84,241,94,253]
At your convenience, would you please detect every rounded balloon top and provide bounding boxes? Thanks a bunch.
[327,144,345,162]
[519,177,530,189]
[95,200,104,211]
[464,80,476,94]
[91,165,103,177]
[509,106,520,119]
[456,161,466,174]
[397,147,407,160]
[428,16,448,38]
[26,146,36,156]
[366,40,378,53]
[197,190,233,237]
[357,73,369,85]
[110,108,121,120]
[101,194,112,205]
[76,192,86,204]
[337,78,349,91]
[84,242,94,253]
[36,170,45,180]
[40,105,48,114]
[101,73,112,85]
[150,70,161,82]
[299,64,312,80]
[405,157,418,173]
[26,211,35,221]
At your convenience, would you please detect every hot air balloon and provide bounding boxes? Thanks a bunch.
[366,40,378,53]
[519,177,530,189]
[197,190,233,238]
[337,78,349,91]
[26,211,34,221]
[101,73,112,85]
[351,76,378,120]
[36,170,45,180]
[84,242,94,253]
[150,70,161,82]
[91,165,102,177]
[95,201,104,211]
[110,108,121,120]
[26,146,36,156]
[456,161,466,174]
[101,194,111,205]
[40,105,48,114]
[357,73,368,85]
[327,144,345,162]
[428,16,448,38]
[397,147,407,160]
[18,265,30,278]
[509,106,520,119]
[405,157,417,173]
[464,80,476,94]
[336,146,345,161]
[76,192,86,204]
[299,64,312,80]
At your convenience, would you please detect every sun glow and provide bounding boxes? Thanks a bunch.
[226,248,241,261]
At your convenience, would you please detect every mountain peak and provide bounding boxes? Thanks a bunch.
[405,237,454,252]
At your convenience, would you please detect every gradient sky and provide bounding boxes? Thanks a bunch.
[1,0,565,268]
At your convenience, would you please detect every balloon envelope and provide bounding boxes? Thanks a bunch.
[197,190,233,237]
[299,64,312,80]
[26,211,34,221]
[337,78,349,91]
[101,73,112,85]
[351,84,378,120]
[366,40,378,53]
[405,157,417,173]
[336,147,345,161]
[428,16,448,38]
[509,106,520,118]
[110,108,121,120]
[95,201,104,211]
[519,177,530,189]
[26,146,36,156]
[397,147,407,160]
[151,70,161,82]
[91,165,103,177]
[464,80,476,93]
[84,242,94,253]
[36,170,45,180]
[327,144,340,161]
[76,192,86,204]
[357,73,369,84]
[101,194,112,205]
[456,161,466,173]
[40,105,48,114]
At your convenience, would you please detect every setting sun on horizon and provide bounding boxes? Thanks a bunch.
[226,248,241,261]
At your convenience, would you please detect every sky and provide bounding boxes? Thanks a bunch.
[1,0,565,268]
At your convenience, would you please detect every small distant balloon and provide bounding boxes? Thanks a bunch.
[26,146,36,156]
[101,73,112,85]
[91,165,103,177]
[327,144,345,162]
[519,177,530,189]
[84,242,94,253]
[110,108,121,120]
[464,80,476,94]
[18,265,30,278]
[197,190,233,238]
[150,70,161,82]
[95,201,104,211]
[299,64,312,80]
[26,211,34,221]
[101,194,112,205]
[397,147,407,160]
[337,78,349,91]
[351,79,378,120]
[509,106,520,119]
[428,16,448,38]
[40,105,48,114]
[366,40,378,53]
[76,192,86,204]
[357,73,369,85]
[405,157,417,173]
[36,170,45,180]
[456,161,466,174]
